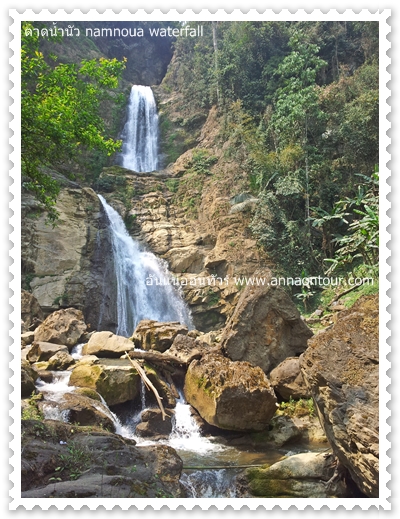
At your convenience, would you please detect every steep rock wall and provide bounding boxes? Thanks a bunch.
[21,185,117,331]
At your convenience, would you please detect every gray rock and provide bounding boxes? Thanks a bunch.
[46,351,75,371]
[34,308,87,349]
[300,295,379,497]
[136,408,174,439]
[132,320,188,353]
[241,451,353,498]
[82,331,135,358]
[27,342,69,363]
[269,357,310,400]
[221,269,313,373]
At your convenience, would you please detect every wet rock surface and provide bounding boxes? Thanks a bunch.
[300,295,379,498]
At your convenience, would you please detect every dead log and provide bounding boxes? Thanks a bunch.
[125,352,167,420]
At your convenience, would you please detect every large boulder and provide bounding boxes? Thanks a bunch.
[241,451,353,498]
[27,342,69,363]
[82,331,135,358]
[135,408,175,440]
[46,351,75,371]
[184,353,277,431]
[41,392,116,432]
[300,295,379,498]
[69,358,140,406]
[21,290,44,332]
[21,360,38,398]
[269,357,310,400]
[221,269,313,373]
[167,334,213,364]
[21,420,184,498]
[131,320,188,353]
[34,308,87,349]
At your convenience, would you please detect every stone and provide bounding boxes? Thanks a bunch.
[300,294,379,498]
[269,357,310,400]
[241,451,353,498]
[167,334,212,364]
[21,290,44,332]
[46,351,75,371]
[131,320,188,353]
[184,353,278,431]
[73,387,102,402]
[21,331,35,346]
[34,308,87,349]
[55,392,116,431]
[22,187,119,331]
[82,331,135,358]
[221,269,313,373]
[135,408,175,439]
[27,342,69,363]
[21,360,38,398]
[21,420,184,497]
[69,358,140,406]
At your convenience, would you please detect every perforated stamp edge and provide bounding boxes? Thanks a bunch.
[9,8,391,510]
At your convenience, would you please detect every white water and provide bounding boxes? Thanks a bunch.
[36,371,74,401]
[98,195,193,337]
[121,85,159,172]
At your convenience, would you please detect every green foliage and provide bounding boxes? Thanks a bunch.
[312,170,379,276]
[165,178,180,193]
[22,393,44,421]
[278,396,315,418]
[55,442,92,481]
[21,22,125,220]
[173,149,218,216]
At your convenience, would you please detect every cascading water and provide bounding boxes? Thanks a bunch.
[98,195,193,337]
[120,85,159,172]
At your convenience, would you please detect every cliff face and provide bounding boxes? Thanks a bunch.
[21,184,117,331]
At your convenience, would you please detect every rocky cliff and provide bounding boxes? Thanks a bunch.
[300,295,379,497]
[21,181,118,331]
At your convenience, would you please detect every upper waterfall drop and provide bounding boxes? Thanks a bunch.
[98,195,193,337]
[120,85,159,172]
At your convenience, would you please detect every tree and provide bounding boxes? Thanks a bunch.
[21,23,126,220]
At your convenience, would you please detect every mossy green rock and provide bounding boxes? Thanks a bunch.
[184,353,277,431]
[69,358,140,406]
[244,451,351,498]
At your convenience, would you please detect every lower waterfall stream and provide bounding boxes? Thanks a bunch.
[35,346,314,498]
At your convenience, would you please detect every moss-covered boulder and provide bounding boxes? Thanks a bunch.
[69,358,140,406]
[241,451,352,498]
[184,353,277,431]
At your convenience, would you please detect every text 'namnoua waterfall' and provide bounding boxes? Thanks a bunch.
[98,195,193,337]
[121,85,159,172]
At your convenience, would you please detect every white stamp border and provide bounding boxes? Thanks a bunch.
[9,8,391,510]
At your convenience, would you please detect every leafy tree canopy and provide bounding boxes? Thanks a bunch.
[21,22,126,220]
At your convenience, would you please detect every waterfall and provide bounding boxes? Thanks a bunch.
[120,85,159,172]
[98,195,193,337]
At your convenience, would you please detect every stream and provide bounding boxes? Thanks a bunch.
[34,345,319,498]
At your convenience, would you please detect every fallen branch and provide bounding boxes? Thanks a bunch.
[125,352,167,421]
[332,279,369,303]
